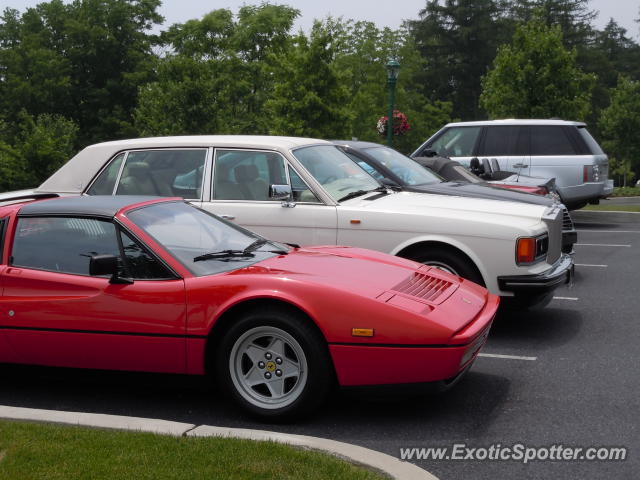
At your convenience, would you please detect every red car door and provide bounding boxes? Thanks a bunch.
[0,215,188,373]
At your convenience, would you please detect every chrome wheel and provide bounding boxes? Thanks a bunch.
[229,326,308,410]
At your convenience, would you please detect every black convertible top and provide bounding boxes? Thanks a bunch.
[18,195,175,217]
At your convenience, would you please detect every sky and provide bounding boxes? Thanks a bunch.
[0,0,637,37]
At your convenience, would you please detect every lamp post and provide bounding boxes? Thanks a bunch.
[385,59,400,147]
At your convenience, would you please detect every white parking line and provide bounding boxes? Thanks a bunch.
[575,243,631,247]
[478,353,537,361]
[574,263,607,268]
[553,296,579,301]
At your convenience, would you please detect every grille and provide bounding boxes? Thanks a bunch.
[562,208,574,231]
[392,272,453,303]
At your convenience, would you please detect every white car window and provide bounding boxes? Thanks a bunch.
[213,150,287,201]
[292,145,380,202]
[430,127,481,157]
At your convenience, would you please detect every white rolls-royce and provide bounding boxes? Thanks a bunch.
[36,135,573,307]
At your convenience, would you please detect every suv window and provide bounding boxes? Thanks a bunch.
[576,126,604,155]
[479,126,528,156]
[530,126,577,156]
[107,149,207,199]
[429,127,481,157]
[11,217,120,275]
[213,150,287,201]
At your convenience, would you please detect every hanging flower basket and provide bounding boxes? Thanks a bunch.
[376,110,411,136]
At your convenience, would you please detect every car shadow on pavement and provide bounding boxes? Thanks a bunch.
[487,307,583,350]
[0,364,510,440]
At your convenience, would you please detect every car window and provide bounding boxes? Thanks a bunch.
[288,167,321,203]
[11,217,120,275]
[530,127,577,156]
[86,153,125,195]
[479,126,528,156]
[126,201,281,276]
[119,230,173,280]
[343,152,386,182]
[113,149,207,199]
[292,145,380,202]
[213,150,287,201]
[364,147,443,185]
[429,127,481,157]
[576,127,604,155]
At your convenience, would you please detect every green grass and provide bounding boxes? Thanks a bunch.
[612,186,640,197]
[582,204,640,212]
[0,420,388,480]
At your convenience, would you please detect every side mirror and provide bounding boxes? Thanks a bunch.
[269,184,292,200]
[269,184,296,208]
[89,254,133,284]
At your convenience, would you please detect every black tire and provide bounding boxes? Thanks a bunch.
[216,306,333,422]
[406,247,485,286]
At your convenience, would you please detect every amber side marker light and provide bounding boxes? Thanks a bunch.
[352,328,374,337]
[516,237,536,264]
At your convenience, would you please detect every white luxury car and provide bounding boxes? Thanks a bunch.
[32,136,573,307]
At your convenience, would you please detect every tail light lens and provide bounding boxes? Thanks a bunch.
[516,235,548,265]
[583,165,601,182]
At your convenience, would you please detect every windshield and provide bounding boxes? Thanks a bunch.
[126,202,282,276]
[365,147,443,186]
[292,145,380,202]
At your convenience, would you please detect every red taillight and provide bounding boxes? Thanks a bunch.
[583,165,589,182]
[516,238,536,264]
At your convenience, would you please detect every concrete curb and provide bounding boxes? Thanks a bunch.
[0,405,438,480]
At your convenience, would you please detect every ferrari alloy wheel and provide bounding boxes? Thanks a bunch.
[217,306,333,421]
[229,326,308,410]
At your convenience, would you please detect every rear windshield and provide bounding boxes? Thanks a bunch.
[577,127,604,155]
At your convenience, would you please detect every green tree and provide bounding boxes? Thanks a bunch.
[599,76,640,182]
[480,19,595,120]
[0,0,163,145]
[328,18,452,152]
[265,22,352,138]
[0,112,77,192]
[135,4,299,136]
[508,0,596,48]
[407,0,513,120]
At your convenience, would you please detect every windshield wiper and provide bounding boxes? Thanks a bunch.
[338,186,388,202]
[193,239,287,262]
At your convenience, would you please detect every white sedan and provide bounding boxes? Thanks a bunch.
[36,135,573,307]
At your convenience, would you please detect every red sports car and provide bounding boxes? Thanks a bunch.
[0,196,498,419]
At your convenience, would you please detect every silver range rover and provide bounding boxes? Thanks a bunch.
[413,119,613,210]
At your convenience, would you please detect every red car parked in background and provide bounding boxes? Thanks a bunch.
[0,195,498,420]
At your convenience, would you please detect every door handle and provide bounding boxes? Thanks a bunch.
[220,214,235,220]
[512,163,528,168]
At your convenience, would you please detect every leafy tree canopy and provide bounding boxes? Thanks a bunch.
[480,18,595,120]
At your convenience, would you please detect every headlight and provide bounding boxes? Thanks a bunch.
[516,234,548,265]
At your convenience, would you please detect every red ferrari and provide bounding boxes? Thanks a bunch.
[0,196,498,419]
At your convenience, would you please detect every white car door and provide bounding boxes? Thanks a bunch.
[200,148,337,246]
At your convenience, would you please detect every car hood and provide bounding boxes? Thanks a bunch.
[342,190,547,226]
[240,246,434,298]
[222,246,495,344]
[405,182,553,206]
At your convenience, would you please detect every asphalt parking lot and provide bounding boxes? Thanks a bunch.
[0,210,637,480]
